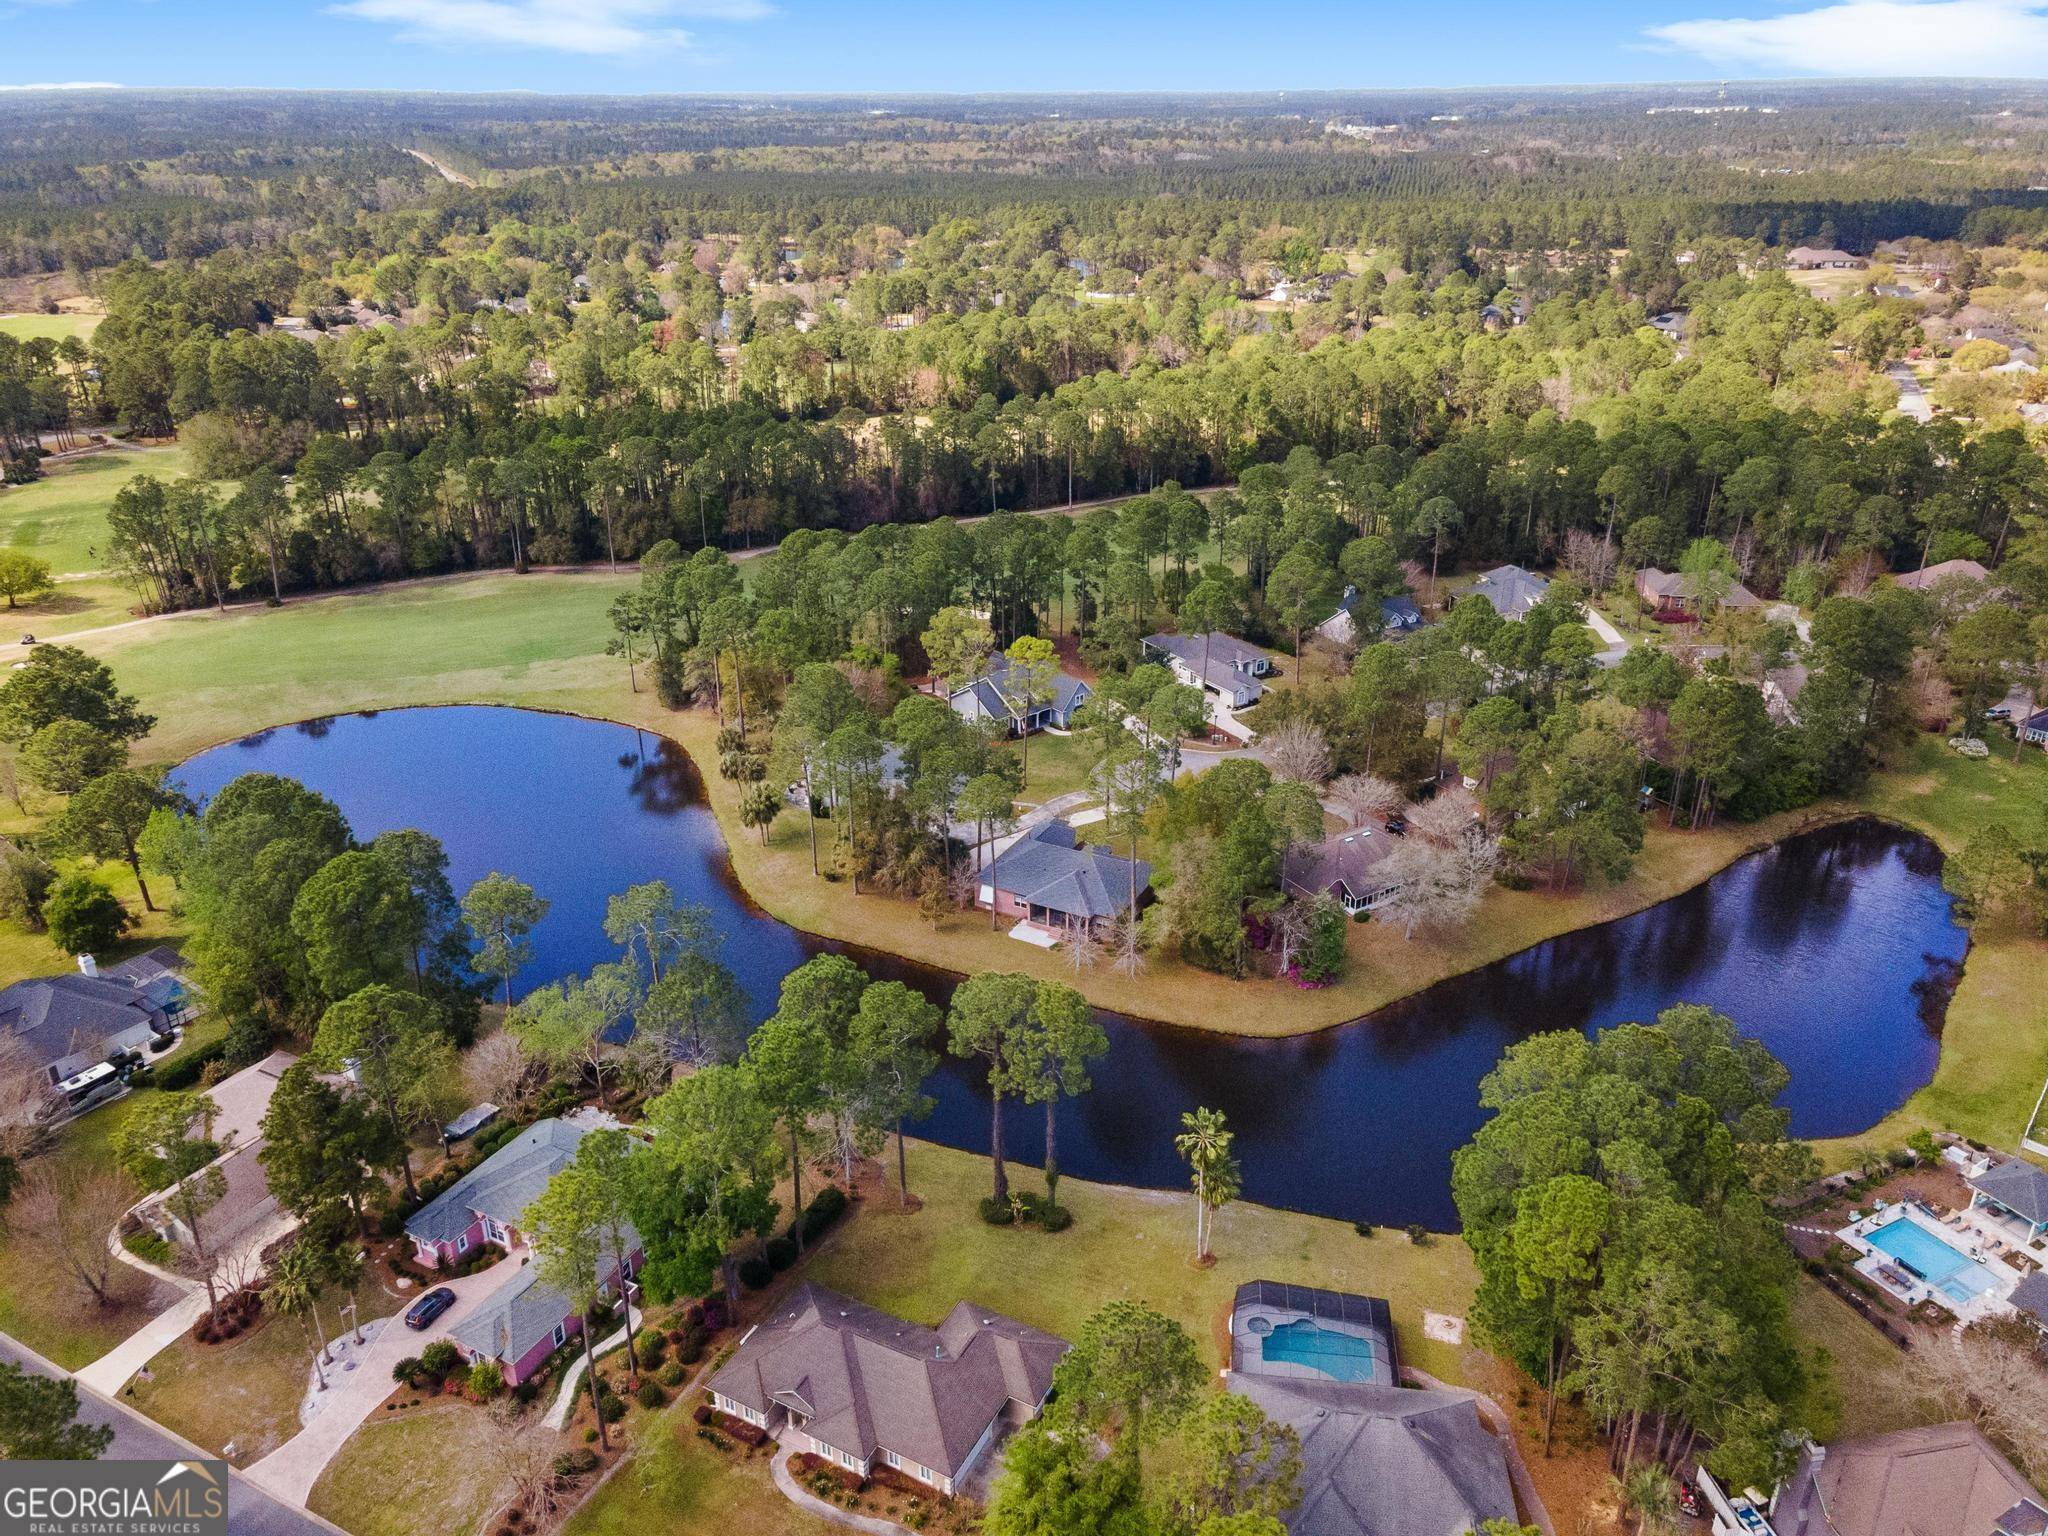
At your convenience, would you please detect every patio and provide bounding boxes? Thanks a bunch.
[1835,1201,2026,1324]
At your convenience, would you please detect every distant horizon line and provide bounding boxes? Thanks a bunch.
[7,76,2048,100]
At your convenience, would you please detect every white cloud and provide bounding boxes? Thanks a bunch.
[0,82,123,91]
[329,0,770,56]
[1647,0,2048,75]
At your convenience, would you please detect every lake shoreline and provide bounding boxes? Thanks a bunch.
[166,696,1908,1041]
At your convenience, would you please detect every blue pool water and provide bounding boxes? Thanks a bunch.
[1259,1319,1381,1383]
[1868,1217,1999,1302]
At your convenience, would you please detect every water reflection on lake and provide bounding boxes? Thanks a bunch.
[178,707,1968,1229]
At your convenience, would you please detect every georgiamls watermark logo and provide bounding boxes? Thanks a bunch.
[1,1460,228,1536]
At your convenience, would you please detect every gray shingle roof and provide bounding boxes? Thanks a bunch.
[986,822,1149,921]
[405,1118,589,1246]
[2011,1271,2048,1329]
[708,1283,1066,1479]
[451,1261,583,1370]
[1283,830,1401,906]
[0,972,173,1080]
[1232,1374,1519,1536]
[1468,565,1550,620]
[1971,1160,2048,1227]
[948,657,1089,726]
[1143,632,1273,692]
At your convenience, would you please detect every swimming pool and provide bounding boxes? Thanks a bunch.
[1257,1318,1382,1383]
[1867,1216,2000,1304]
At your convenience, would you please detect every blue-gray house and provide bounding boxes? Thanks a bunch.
[948,656,1091,736]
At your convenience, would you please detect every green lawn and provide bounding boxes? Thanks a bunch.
[0,1015,225,1367]
[1011,728,1097,804]
[308,1404,529,1536]
[810,1139,1484,1384]
[563,1412,833,1536]
[128,1286,400,1466]
[0,444,193,638]
[0,312,101,345]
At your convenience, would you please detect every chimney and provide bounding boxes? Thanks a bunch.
[78,954,98,977]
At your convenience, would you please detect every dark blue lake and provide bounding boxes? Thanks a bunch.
[176,706,1969,1230]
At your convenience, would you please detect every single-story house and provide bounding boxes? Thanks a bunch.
[405,1118,643,1385]
[980,821,1149,938]
[406,1118,598,1268]
[1143,632,1275,709]
[948,656,1091,735]
[1702,1422,2046,1536]
[2022,708,2048,748]
[142,1140,279,1256]
[1647,309,1689,339]
[1787,246,1867,270]
[0,947,194,1089]
[1968,1159,2048,1241]
[1467,564,1550,622]
[1282,828,1407,913]
[1894,557,1991,591]
[450,1246,639,1387]
[1226,1281,1518,1536]
[2009,1270,2048,1335]
[1315,589,1422,648]
[1634,567,1763,616]
[1763,663,1809,725]
[1872,283,1918,300]
[707,1283,1067,1496]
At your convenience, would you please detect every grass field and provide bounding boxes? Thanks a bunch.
[0,312,101,344]
[308,1404,525,1536]
[563,1414,833,1536]
[0,443,192,637]
[127,1285,401,1465]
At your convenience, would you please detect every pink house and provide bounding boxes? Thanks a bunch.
[404,1118,643,1385]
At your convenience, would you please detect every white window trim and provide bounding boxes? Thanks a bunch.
[552,1322,567,1348]
[456,1234,469,1254]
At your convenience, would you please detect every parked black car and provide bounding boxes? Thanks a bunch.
[404,1287,457,1330]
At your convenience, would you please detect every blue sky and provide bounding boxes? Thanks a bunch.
[8,0,2048,93]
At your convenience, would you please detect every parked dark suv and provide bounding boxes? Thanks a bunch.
[404,1287,457,1330]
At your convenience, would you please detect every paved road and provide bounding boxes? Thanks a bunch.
[1888,361,1934,423]
[0,1333,348,1536]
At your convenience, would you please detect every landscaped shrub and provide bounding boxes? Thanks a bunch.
[1405,1224,1430,1246]
[393,1357,423,1387]
[800,1184,849,1242]
[715,727,746,756]
[635,1380,666,1410]
[678,1337,704,1366]
[1352,1221,1375,1238]
[978,1196,1016,1225]
[700,1299,728,1332]
[692,1403,713,1425]
[153,1040,228,1092]
[122,1228,173,1265]
[598,1391,626,1423]
[419,1340,462,1380]
[659,1361,685,1388]
[738,1257,773,1290]
[1038,1203,1073,1233]
[513,1380,539,1405]
[466,1361,504,1399]
[764,1236,797,1272]
[553,1448,600,1479]
[681,1302,704,1330]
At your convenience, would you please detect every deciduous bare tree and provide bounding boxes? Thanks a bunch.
[1378,830,1500,939]
[1329,772,1402,827]
[1903,1317,2048,1487]
[1264,721,1333,786]
[462,1032,536,1112]
[1407,785,1480,846]
[15,1159,139,1311]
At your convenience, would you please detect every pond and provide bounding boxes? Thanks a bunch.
[176,706,1969,1230]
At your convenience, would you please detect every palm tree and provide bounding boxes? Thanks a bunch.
[269,1240,333,1393]
[1174,1107,1238,1264]
[1611,1462,1678,1536]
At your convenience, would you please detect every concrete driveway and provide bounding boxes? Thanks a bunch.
[243,1254,533,1508]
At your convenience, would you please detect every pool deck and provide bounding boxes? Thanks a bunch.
[1837,1202,2028,1324]
[1229,1301,1397,1388]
